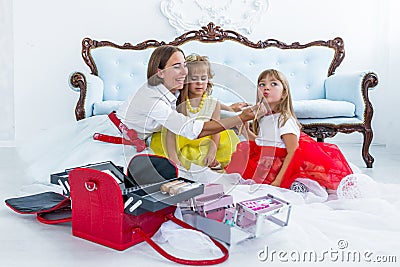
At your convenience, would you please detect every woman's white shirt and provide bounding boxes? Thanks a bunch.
[117,83,204,140]
[255,113,300,148]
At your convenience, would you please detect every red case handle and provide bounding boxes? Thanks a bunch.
[133,213,229,265]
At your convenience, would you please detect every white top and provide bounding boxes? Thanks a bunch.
[255,113,300,148]
[116,83,204,140]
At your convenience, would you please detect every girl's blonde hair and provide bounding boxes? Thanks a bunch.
[177,54,214,115]
[253,69,301,134]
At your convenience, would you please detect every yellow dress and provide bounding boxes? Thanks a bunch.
[150,96,240,169]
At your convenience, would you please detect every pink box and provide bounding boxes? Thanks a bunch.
[235,194,291,237]
[192,184,234,218]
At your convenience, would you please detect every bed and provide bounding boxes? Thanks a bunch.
[13,23,399,267]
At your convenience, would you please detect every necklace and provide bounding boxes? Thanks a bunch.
[186,93,207,114]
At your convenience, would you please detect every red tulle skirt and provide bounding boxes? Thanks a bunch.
[225,133,353,189]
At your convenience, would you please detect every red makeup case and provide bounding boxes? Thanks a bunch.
[5,154,228,265]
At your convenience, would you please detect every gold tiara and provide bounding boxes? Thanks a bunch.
[186,54,209,62]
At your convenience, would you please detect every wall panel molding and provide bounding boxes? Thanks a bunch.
[160,0,269,34]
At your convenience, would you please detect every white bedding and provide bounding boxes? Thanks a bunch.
[19,115,140,183]
[16,115,400,266]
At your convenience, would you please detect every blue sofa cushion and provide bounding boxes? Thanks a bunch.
[293,99,355,119]
[93,100,123,116]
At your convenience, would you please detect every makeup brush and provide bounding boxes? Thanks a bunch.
[238,96,266,136]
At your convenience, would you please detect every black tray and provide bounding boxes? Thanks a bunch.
[124,178,204,216]
[51,161,128,196]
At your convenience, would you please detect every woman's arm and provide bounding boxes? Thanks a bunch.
[198,104,262,138]
[270,133,299,187]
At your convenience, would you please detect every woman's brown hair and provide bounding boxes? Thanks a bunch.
[147,45,185,86]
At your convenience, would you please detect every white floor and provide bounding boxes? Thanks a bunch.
[0,142,399,267]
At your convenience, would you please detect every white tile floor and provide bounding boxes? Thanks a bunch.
[0,142,399,266]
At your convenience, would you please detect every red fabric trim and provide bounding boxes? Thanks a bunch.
[93,133,124,144]
[108,111,139,141]
[93,111,146,152]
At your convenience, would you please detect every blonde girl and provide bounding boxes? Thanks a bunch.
[225,69,352,190]
[151,54,240,169]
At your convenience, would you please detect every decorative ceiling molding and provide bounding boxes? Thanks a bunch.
[160,0,269,35]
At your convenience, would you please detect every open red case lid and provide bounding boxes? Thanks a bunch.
[5,191,71,224]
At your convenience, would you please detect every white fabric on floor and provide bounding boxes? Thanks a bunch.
[12,174,400,266]
[14,115,400,266]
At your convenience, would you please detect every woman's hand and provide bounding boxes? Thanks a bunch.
[229,102,249,112]
[238,106,256,122]
[239,103,268,122]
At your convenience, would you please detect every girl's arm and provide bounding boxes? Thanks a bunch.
[244,121,257,141]
[165,129,182,166]
[204,101,221,167]
[270,133,299,187]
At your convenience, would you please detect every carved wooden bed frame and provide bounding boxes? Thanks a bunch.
[70,22,378,168]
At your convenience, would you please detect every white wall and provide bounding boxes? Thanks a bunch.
[381,1,400,148]
[0,0,14,143]
[13,0,175,144]
[9,0,399,146]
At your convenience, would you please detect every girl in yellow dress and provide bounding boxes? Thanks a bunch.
[150,54,240,169]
